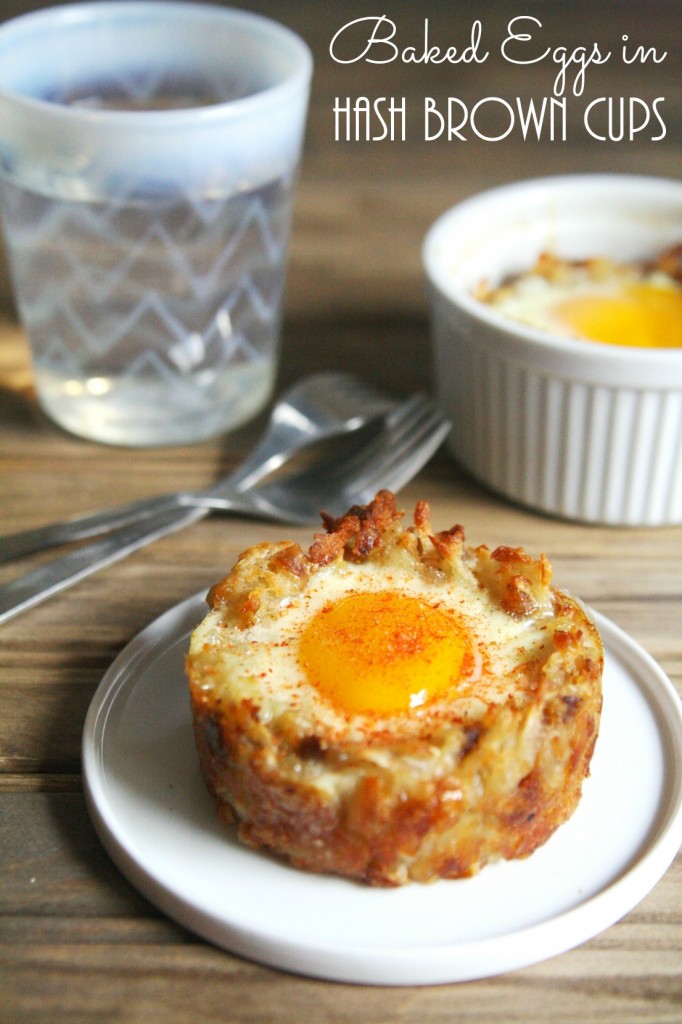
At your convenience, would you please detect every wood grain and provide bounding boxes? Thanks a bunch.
[1,1,681,1020]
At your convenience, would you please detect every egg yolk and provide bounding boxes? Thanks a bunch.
[555,282,682,348]
[298,591,472,715]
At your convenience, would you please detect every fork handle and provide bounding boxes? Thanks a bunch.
[0,426,289,563]
[0,492,189,563]
[0,505,207,626]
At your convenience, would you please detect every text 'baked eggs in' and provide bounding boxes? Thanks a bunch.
[477,245,682,349]
[187,491,603,886]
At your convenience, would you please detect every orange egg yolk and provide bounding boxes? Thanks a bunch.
[298,591,471,715]
[555,282,682,348]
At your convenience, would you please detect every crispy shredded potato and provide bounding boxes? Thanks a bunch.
[188,492,603,886]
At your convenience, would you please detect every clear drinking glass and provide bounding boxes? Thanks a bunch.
[0,2,312,446]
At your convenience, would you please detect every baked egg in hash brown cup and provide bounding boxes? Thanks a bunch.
[186,491,603,886]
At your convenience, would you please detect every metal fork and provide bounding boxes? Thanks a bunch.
[0,371,396,562]
[0,396,450,625]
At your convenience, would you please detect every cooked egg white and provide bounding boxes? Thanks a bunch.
[482,256,682,349]
[191,557,555,742]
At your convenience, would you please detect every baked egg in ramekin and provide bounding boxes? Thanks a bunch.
[423,175,682,526]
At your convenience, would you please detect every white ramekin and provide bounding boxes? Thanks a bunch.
[423,174,682,526]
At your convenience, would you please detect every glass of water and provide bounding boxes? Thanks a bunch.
[0,2,312,446]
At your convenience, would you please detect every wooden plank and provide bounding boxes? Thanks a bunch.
[2,920,682,1024]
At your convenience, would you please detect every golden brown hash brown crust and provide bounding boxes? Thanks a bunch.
[474,243,682,301]
[187,491,603,886]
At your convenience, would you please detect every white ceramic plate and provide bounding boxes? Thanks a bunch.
[83,593,682,986]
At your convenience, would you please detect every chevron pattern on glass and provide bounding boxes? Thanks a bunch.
[1,173,292,445]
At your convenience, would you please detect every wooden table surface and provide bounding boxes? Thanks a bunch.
[1,1,681,1021]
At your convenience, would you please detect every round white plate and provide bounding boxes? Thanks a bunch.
[83,593,682,986]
